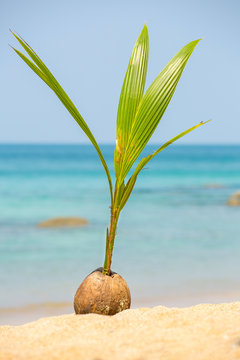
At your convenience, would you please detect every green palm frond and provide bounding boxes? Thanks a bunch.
[11,26,210,276]
[11,30,113,207]
[117,38,201,183]
[119,120,210,211]
[114,24,149,178]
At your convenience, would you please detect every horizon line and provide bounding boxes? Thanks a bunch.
[1,142,240,146]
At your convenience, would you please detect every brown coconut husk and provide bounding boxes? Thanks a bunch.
[74,267,131,315]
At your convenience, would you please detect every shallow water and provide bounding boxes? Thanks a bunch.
[0,144,240,324]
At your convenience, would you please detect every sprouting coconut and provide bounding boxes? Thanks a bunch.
[74,268,131,315]
[11,25,209,316]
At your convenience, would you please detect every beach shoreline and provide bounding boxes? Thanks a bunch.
[1,290,240,326]
[1,144,240,329]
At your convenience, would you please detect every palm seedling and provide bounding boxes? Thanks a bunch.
[11,24,209,315]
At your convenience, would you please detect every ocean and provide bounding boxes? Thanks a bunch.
[0,144,240,324]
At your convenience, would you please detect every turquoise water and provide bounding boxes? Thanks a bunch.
[1,144,240,316]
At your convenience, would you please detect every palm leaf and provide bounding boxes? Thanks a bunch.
[11,31,113,206]
[119,120,210,211]
[114,24,149,178]
[119,39,201,182]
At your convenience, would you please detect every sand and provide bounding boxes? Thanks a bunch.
[0,302,240,360]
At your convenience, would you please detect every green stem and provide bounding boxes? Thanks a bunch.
[103,182,122,275]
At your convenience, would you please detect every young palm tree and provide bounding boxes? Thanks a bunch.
[11,24,209,315]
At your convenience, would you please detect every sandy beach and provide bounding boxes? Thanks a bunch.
[1,290,240,326]
[1,302,240,360]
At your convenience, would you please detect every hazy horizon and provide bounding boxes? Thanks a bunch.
[2,142,240,146]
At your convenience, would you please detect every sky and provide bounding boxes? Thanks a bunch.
[1,0,240,144]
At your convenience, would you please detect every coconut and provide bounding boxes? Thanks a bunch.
[74,267,131,315]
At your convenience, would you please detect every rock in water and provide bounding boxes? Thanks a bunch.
[74,267,131,315]
[38,217,88,228]
[227,191,240,206]
[204,183,224,189]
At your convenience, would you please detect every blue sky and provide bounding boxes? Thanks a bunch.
[1,0,240,144]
